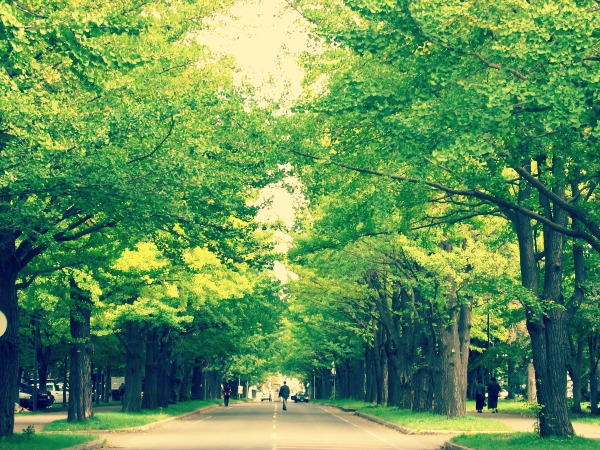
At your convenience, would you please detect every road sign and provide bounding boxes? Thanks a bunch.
[0,311,7,337]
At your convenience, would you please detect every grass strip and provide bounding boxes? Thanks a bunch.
[453,432,600,449]
[317,399,511,432]
[0,433,99,450]
[44,399,221,431]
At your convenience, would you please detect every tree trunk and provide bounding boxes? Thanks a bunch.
[179,365,191,401]
[0,237,19,437]
[122,321,144,412]
[142,328,159,410]
[35,326,51,395]
[527,310,573,436]
[191,363,202,400]
[104,366,111,403]
[412,290,433,412]
[397,288,415,410]
[373,325,385,405]
[169,353,182,404]
[431,288,471,417]
[590,333,599,415]
[364,345,376,403]
[527,360,537,403]
[568,333,584,413]
[348,358,365,400]
[67,278,93,422]
[157,335,170,407]
[385,334,401,407]
[509,174,574,437]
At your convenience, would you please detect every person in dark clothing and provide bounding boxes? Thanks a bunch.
[119,383,125,403]
[475,379,486,413]
[487,377,501,413]
[223,382,232,407]
[278,381,290,411]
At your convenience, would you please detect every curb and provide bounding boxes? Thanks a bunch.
[61,404,221,449]
[442,443,472,450]
[319,403,465,449]
[353,411,456,436]
[63,438,106,450]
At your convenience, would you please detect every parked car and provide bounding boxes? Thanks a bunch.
[291,392,309,403]
[19,383,54,409]
[261,391,272,402]
[29,380,69,404]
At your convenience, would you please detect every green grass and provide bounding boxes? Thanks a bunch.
[0,433,99,450]
[316,399,512,432]
[453,432,600,449]
[44,399,221,431]
[570,404,600,426]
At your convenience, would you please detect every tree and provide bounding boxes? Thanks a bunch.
[0,0,283,435]
[287,0,600,436]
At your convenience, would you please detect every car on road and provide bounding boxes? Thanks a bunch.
[260,391,272,402]
[19,383,54,409]
[291,392,309,403]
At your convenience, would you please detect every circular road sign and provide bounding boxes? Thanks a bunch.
[0,311,7,338]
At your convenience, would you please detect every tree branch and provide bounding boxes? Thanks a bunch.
[127,116,175,164]
[432,40,527,80]
[289,149,600,252]
[54,219,116,242]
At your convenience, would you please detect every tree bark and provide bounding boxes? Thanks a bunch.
[67,278,94,422]
[412,290,434,412]
[385,330,401,407]
[527,361,537,403]
[590,333,599,415]
[431,284,471,417]
[568,333,584,413]
[122,321,144,412]
[373,325,385,405]
[364,345,376,403]
[0,235,19,437]
[191,362,203,400]
[142,328,159,410]
[157,335,170,407]
[348,358,365,400]
[509,167,574,437]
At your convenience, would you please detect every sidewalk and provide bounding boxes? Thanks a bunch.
[332,404,600,444]
[467,411,600,441]
[13,403,121,434]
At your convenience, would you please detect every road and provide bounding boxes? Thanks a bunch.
[102,401,451,450]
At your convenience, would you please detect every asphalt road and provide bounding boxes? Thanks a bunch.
[101,401,450,450]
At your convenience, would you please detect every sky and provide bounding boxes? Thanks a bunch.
[196,0,312,107]
[197,0,311,282]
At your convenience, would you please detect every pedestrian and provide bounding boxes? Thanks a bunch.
[278,381,290,411]
[119,383,125,403]
[487,376,501,413]
[475,379,486,413]
[223,382,231,407]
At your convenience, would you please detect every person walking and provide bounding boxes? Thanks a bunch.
[475,379,486,413]
[223,382,232,407]
[487,376,501,413]
[278,381,290,411]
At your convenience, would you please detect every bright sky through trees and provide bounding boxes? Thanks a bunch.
[196,0,310,106]
[198,0,310,283]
